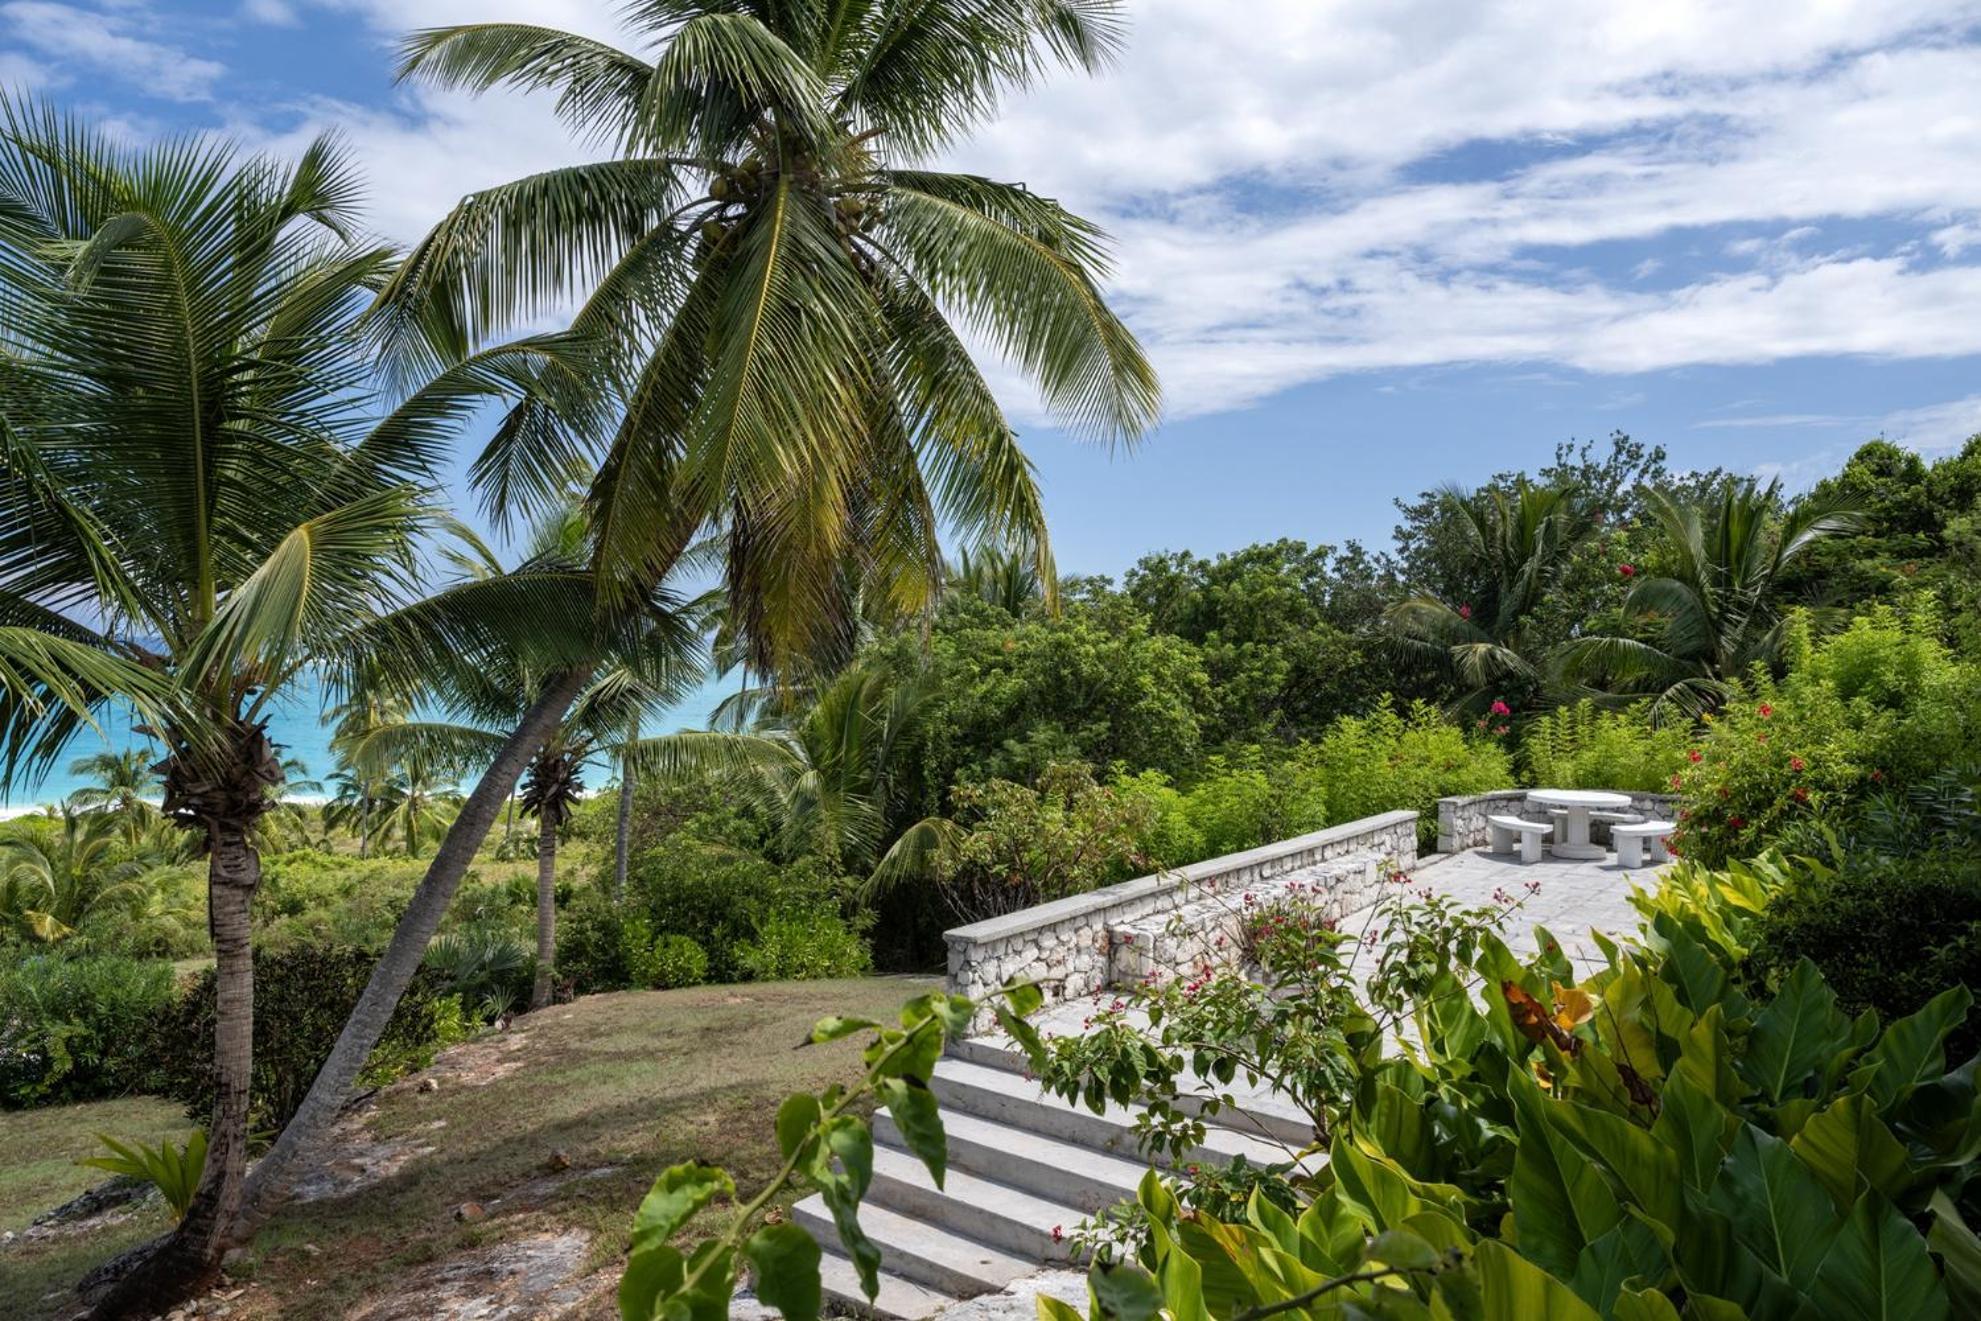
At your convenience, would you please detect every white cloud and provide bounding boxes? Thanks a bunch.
[224,0,1981,421]
[3,1,226,101]
[1877,394,1981,452]
[1693,413,1869,429]
[242,0,300,27]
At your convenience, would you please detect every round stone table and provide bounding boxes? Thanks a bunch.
[1526,788,1634,860]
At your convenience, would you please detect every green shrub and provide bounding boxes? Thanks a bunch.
[1109,769,1205,868]
[628,929,709,990]
[556,890,634,993]
[731,911,871,982]
[1177,750,1328,858]
[1748,849,1981,1059]
[1308,700,1511,846]
[1519,699,1691,792]
[932,763,1157,922]
[424,922,534,1017]
[145,945,458,1131]
[624,845,856,983]
[0,953,176,1107]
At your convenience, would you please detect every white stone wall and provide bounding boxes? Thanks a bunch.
[944,811,1417,1017]
[1436,789,1679,853]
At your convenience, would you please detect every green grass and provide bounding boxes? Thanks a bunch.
[4,974,938,1319]
[0,1094,192,1233]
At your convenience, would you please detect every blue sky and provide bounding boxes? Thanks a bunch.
[7,0,1981,576]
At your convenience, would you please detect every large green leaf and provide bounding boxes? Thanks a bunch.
[1860,986,1975,1110]
[1555,1098,1682,1227]
[1789,1092,1913,1213]
[1654,1071,1736,1191]
[1741,959,1852,1105]
[743,1223,822,1321]
[1705,1125,1840,1293]
[1506,1069,1624,1279]
[1804,1192,1949,1320]
[1473,1239,1603,1321]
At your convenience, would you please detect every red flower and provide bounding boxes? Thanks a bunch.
[1489,699,1512,716]
[1493,724,1510,736]
[1790,756,1806,772]
[1728,815,1746,829]
[1758,703,1774,718]
[1687,749,1703,763]
[1618,563,1637,578]
[1458,603,1473,620]
[1792,786,1810,803]
[1669,774,1683,789]
[1871,769,1885,782]
[1051,1225,1064,1244]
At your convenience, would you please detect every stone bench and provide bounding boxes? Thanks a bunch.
[1612,820,1675,868]
[1488,814,1552,864]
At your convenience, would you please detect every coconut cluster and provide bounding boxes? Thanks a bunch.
[695,139,882,257]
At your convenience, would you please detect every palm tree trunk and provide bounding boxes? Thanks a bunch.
[232,667,591,1235]
[86,821,263,1316]
[532,805,557,1010]
[613,719,636,902]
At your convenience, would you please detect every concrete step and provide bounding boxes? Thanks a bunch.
[948,1036,1317,1150]
[815,1245,959,1319]
[875,1106,1150,1215]
[929,1057,1306,1171]
[793,1194,1038,1299]
[864,1141,1085,1262]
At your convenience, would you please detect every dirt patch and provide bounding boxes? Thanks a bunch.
[287,1111,437,1205]
[346,1229,598,1320]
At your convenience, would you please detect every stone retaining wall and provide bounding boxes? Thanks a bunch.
[943,810,1418,1014]
[1436,789,1679,853]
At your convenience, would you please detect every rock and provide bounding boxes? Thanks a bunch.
[300,1242,322,1256]
[416,1077,440,1094]
[932,1269,1089,1319]
[452,1201,487,1223]
[545,1149,571,1171]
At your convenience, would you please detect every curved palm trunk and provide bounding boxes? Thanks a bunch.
[231,668,591,1236]
[532,804,558,1009]
[88,734,276,1320]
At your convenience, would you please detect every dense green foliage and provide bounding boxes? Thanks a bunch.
[0,953,176,1107]
[145,946,467,1132]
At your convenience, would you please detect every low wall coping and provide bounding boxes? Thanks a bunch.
[941,809,1419,946]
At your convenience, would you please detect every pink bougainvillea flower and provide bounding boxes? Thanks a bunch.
[1458,603,1473,620]
[1790,756,1806,772]
[1758,703,1774,718]
[1493,724,1510,736]
[1489,699,1512,716]
[1618,563,1637,577]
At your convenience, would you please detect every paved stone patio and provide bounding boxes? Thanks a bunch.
[1394,844,1658,973]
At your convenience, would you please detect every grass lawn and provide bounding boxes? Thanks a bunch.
[1,974,938,1319]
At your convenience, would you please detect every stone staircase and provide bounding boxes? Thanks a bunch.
[791,1028,1313,1317]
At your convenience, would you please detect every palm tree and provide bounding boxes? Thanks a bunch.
[641,661,929,873]
[375,760,464,857]
[241,0,1153,1248]
[0,101,596,1312]
[64,749,162,845]
[0,807,179,942]
[1556,479,1863,720]
[1384,480,1591,713]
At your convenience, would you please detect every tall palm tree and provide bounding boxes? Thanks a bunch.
[64,748,162,845]
[241,0,1153,1251]
[1384,480,1591,713]
[0,101,596,1312]
[1556,479,1863,720]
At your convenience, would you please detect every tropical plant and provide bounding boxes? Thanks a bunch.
[1520,698,1692,793]
[0,99,594,1310]
[0,807,184,944]
[243,0,1151,1256]
[81,1130,208,1223]
[1557,478,1863,719]
[641,661,932,874]
[1384,480,1592,713]
[63,749,162,845]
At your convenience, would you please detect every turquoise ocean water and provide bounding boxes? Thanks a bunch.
[8,671,731,810]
